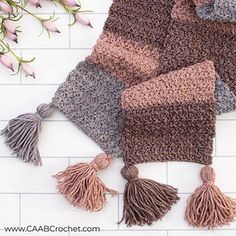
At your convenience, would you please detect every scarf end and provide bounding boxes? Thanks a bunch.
[1,103,54,165]
[119,164,179,226]
[185,165,236,228]
[53,153,117,212]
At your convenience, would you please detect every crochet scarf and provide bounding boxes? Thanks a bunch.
[2,0,236,229]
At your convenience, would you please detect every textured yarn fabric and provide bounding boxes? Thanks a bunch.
[172,0,236,34]
[53,0,176,161]
[87,0,175,87]
[52,61,124,159]
[159,0,236,115]
[51,0,236,165]
[122,61,216,165]
[215,76,236,115]
[195,0,236,23]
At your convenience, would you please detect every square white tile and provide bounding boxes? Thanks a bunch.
[0,158,68,193]
[216,121,236,156]
[21,194,118,230]
[70,14,108,48]
[21,49,91,84]
[0,194,19,228]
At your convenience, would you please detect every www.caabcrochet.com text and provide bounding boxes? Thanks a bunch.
[3,225,101,233]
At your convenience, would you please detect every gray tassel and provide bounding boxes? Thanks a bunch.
[1,103,54,165]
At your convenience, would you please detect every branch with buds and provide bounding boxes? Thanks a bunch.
[0,0,92,78]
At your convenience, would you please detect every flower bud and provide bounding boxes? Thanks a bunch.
[21,63,35,79]
[3,20,17,35]
[0,54,14,71]
[6,31,18,43]
[61,0,80,7]
[0,1,13,13]
[28,0,42,8]
[75,13,92,28]
[43,20,60,33]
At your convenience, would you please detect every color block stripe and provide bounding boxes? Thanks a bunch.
[103,0,174,48]
[52,61,124,159]
[122,61,216,166]
[171,0,236,34]
[122,61,216,107]
[192,0,213,6]
[87,31,160,87]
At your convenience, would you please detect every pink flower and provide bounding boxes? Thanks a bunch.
[0,54,14,71]
[3,20,17,35]
[28,0,41,8]
[0,1,13,13]
[43,20,60,33]
[60,0,80,7]
[21,63,35,79]
[6,31,18,43]
[75,13,92,28]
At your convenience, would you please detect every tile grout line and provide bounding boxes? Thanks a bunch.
[0,156,124,159]
[16,118,236,122]
[0,155,236,158]
[2,117,236,121]
[1,155,236,160]
[117,193,120,230]
[19,50,23,85]
[19,193,21,227]
[69,15,71,49]
[0,191,236,195]
[0,156,100,159]
[8,48,93,50]
[0,84,60,86]
[101,229,236,231]
[215,131,217,157]
[19,12,108,15]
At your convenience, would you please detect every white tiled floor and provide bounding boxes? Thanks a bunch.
[1,1,236,236]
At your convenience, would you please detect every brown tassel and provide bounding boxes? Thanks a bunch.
[119,165,179,226]
[1,103,54,165]
[185,165,236,228]
[53,153,118,212]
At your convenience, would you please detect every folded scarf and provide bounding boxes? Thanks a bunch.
[162,0,236,114]
[194,0,236,23]
[2,0,236,229]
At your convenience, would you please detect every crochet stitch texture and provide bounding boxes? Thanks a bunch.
[53,61,124,159]
[2,0,236,228]
[195,0,236,23]
[122,61,216,165]
[53,0,236,165]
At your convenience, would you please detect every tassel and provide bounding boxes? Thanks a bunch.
[1,103,54,165]
[53,153,118,212]
[119,165,180,226]
[185,165,236,228]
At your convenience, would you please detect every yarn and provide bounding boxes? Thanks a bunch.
[186,166,236,228]
[1,103,54,165]
[54,153,117,212]
[119,165,179,226]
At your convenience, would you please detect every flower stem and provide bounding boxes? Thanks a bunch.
[10,2,43,22]
[0,39,21,61]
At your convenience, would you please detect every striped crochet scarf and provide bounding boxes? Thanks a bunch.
[2,0,236,229]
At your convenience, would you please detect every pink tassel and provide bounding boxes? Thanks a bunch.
[186,165,236,228]
[54,153,117,212]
